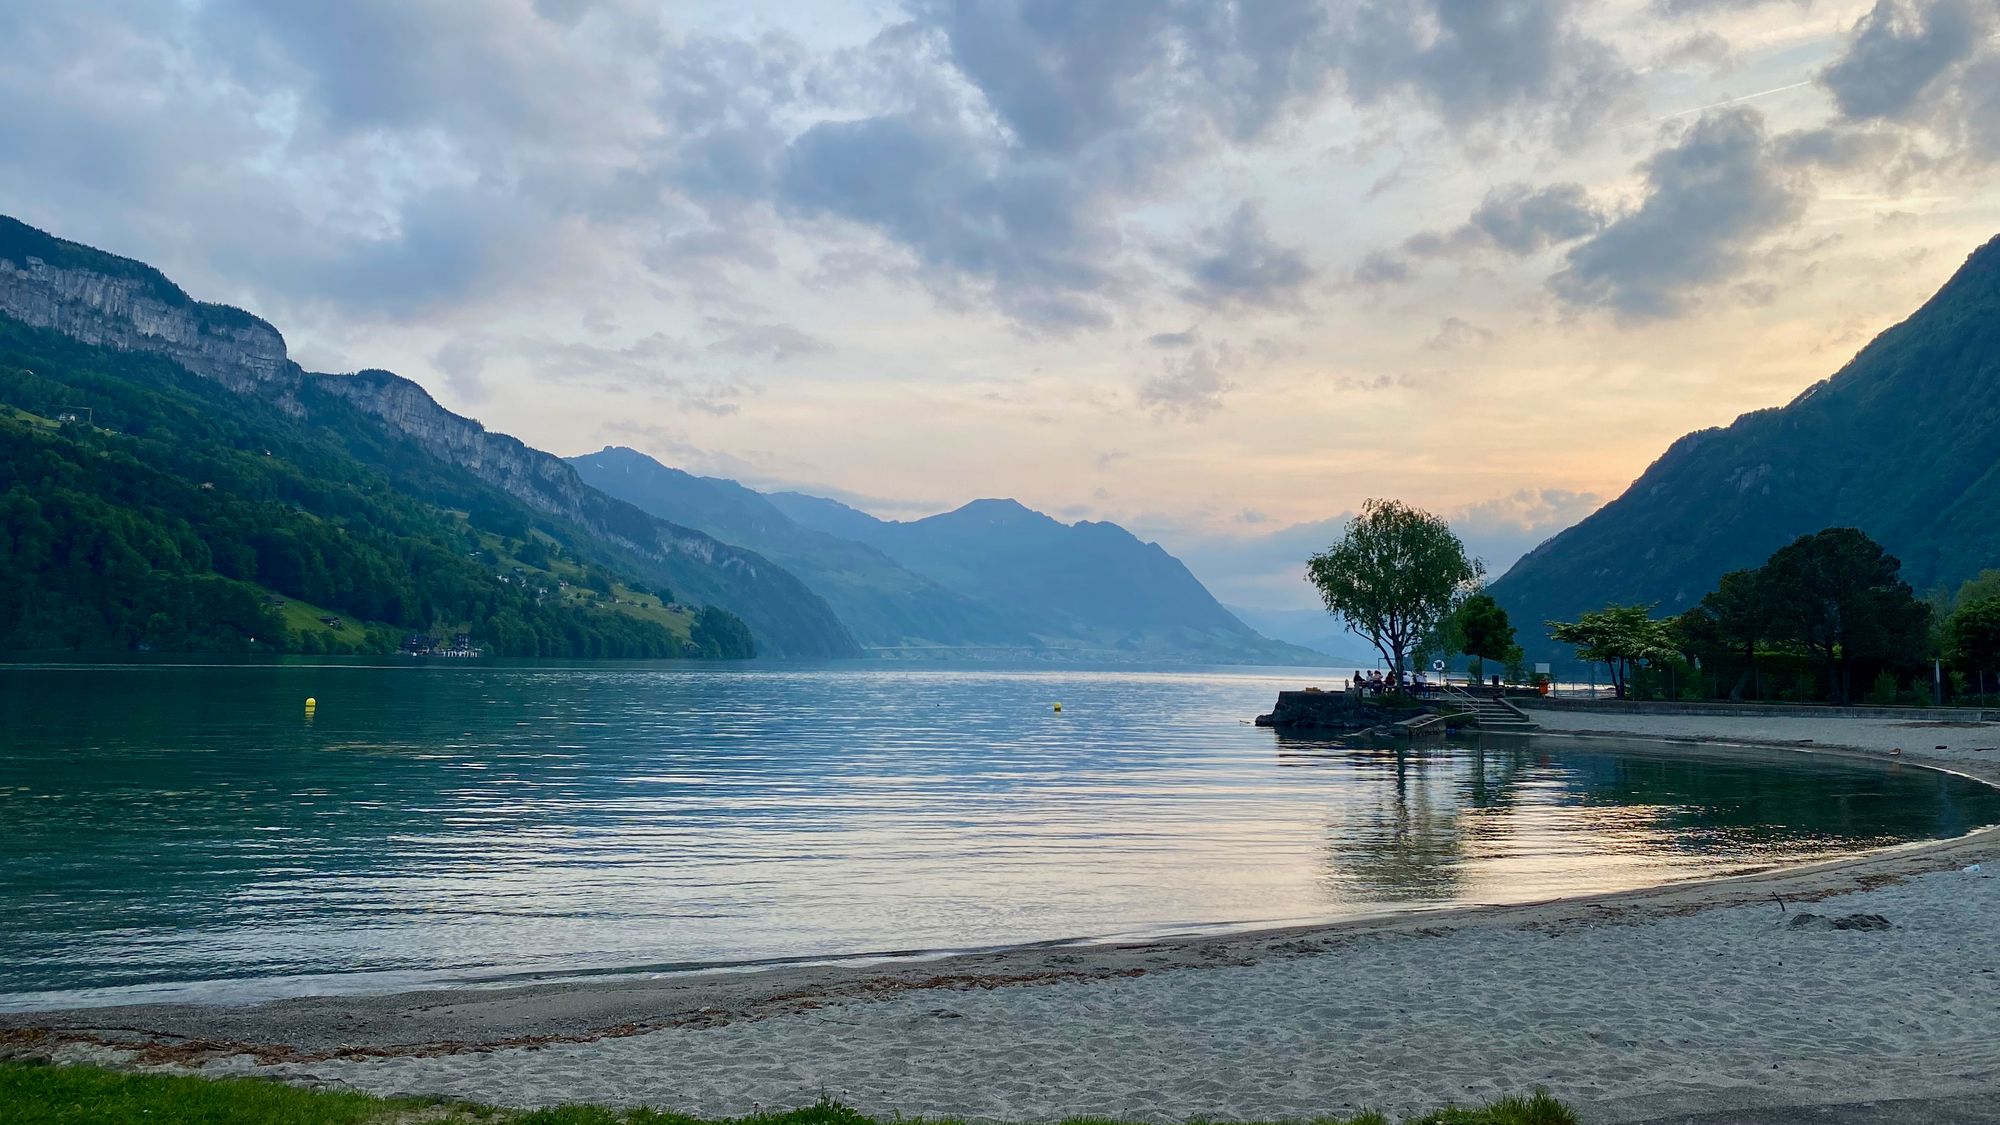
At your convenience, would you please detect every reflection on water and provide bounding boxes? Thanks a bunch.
[2,662,1995,1009]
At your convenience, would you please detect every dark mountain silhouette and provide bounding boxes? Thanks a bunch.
[1490,234,2000,654]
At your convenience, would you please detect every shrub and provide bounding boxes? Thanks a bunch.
[1864,670,1900,706]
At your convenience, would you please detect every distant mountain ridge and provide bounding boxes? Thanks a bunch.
[0,215,857,658]
[570,447,1030,651]
[573,445,1324,663]
[1489,233,2000,655]
[766,486,1329,664]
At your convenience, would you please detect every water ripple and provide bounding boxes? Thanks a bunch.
[1,662,1995,1009]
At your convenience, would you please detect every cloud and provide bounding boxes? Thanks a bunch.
[1656,31,1738,76]
[1650,0,1809,13]
[762,2,1359,330]
[0,0,1643,338]
[678,381,753,417]
[1405,182,1606,260]
[1808,0,2000,169]
[1352,250,1415,286]
[595,419,776,480]
[1139,344,1236,421]
[1549,108,1807,319]
[776,111,1119,331]
[1146,327,1200,349]
[433,338,490,402]
[1364,182,1607,287]
[1425,317,1497,350]
[1773,123,1912,172]
[918,0,1344,159]
[1161,488,1602,612]
[1819,0,1986,121]
[1161,486,1601,614]
[1449,488,1603,573]
[1175,202,1316,310]
[535,332,696,386]
[1335,0,1634,142]
[748,0,1631,327]
[701,317,832,363]
[1962,57,2000,160]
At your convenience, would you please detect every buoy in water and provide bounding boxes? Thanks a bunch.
[305,697,317,710]
[1052,702,1063,712]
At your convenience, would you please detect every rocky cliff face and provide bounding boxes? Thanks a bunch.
[0,214,858,658]
[0,248,293,397]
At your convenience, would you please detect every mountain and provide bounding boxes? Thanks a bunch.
[0,314,724,656]
[1224,605,1378,666]
[768,490,1330,664]
[570,446,1031,651]
[1489,234,2000,655]
[0,214,857,658]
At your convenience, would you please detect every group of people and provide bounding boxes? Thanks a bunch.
[1349,669,1437,695]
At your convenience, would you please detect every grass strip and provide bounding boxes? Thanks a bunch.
[0,1061,1575,1125]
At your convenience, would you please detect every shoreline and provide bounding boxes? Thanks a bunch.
[7,716,1998,1059]
[8,824,1996,1061]
[8,710,2000,1123]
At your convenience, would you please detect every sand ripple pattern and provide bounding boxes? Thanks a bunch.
[219,871,2000,1123]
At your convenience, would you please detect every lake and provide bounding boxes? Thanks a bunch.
[3,662,1996,1010]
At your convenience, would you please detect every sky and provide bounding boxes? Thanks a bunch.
[3,0,1997,616]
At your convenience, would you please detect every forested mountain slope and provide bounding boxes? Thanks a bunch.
[0,318,728,655]
[1490,235,2000,653]
[0,214,856,658]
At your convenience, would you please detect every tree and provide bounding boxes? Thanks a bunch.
[1306,498,1483,682]
[1692,568,1780,701]
[1760,528,1930,704]
[1945,597,2000,697]
[690,605,757,659]
[1546,604,1674,700]
[1952,569,2000,611]
[1454,593,1516,683]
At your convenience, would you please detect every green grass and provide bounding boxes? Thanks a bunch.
[0,1060,431,1124]
[0,1062,1574,1125]
[265,589,397,647]
[1,402,60,430]
[459,523,697,648]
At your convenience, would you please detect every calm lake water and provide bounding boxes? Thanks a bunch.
[3,662,1996,1010]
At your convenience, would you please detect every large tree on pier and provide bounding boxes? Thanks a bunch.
[1306,498,1483,682]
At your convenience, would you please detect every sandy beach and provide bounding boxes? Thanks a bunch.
[10,707,2000,1123]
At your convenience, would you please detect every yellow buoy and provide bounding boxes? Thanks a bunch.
[1052,702,1062,712]
[305,697,317,709]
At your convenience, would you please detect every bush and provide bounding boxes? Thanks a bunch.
[1680,671,1711,702]
[1864,670,1900,706]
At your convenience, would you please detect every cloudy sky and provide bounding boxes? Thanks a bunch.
[3,0,1997,614]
